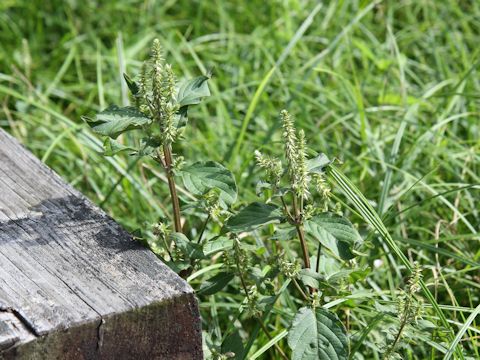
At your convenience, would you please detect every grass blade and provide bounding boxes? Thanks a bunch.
[328,164,463,358]
[443,304,480,360]
[250,329,288,360]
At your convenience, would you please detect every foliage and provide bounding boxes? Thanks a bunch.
[288,307,348,360]
[82,40,367,359]
[1,1,479,358]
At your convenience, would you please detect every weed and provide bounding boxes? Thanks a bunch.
[2,1,479,358]
[84,39,368,359]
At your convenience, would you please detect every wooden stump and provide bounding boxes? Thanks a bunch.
[0,129,203,359]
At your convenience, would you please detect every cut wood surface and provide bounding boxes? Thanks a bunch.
[0,129,202,359]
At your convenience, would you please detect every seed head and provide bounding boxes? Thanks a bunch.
[255,150,283,187]
[138,61,149,101]
[204,188,221,218]
[152,221,170,240]
[407,262,422,294]
[281,110,299,178]
[313,173,331,211]
[295,129,310,198]
[151,38,164,65]
[162,102,178,143]
[163,64,176,102]
[148,39,179,144]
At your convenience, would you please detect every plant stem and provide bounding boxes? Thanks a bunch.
[183,214,211,279]
[292,194,315,295]
[258,321,289,360]
[292,278,309,301]
[196,214,211,244]
[295,224,310,269]
[162,144,182,233]
[383,299,411,360]
[233,248,250,298]
[234,239,288,360]
[162,236,173,260]
[383,321,407,360]
[280,195,294,221]
[315,243,322,273]
[100,157,140,207]
[292,196,310,269]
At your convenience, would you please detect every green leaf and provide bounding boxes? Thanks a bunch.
[255,180,272,196]
[444,303,480,360]
[304,213,362,260]
[328,165,457,351]
[181,161,237,207]
[198,272,235,295]
[225,202,284,233]
[170,232,204,260]
[177,75,210,108]
[203,236,233,256]
[123,73,140,96]
[298,268,325,289]
[175,110,189,131]
[102,137,135,156]
[222,330,245,360]
[315,255,370,284]
[307,153,331,174]
[271,225,296,240]
[165,260,191,273]
[85,105,152,138]
[174,76,210,132]
[134,137,162,156]
[288,307,349,360]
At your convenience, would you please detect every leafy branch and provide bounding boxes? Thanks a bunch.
[84,39,366,360]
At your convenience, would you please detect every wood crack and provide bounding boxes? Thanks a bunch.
[0,129,202,358]
[0,306,40,337]
[97,318,105,350]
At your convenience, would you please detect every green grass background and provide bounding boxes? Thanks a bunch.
[1,0,479,358]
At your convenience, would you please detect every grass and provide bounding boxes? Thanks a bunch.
[1,0,479,358]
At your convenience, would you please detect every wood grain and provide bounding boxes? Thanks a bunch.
[0,129,202,359]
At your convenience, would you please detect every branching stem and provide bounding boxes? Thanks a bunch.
[280,195,294,222]
[383,299,411,360]
[292,278,309,301]
[292,195,310,269]
[162,144,182,233]
[295,224,310,269]
[234,239,288,360]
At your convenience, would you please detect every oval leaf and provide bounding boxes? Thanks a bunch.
[203,236,233,256]
[181,161,237,207]
[221,330,245,360]
[288,307,349,360]
[123,73,140,96]
[170,232,204,260]
[304,213,362,260]
[307,153,331,174]
[85,105,152,139]
[198,272,235,296]
[177,75,211,108]
[226,202,284,233]
[102,137,135,156]
[298,268,325,289]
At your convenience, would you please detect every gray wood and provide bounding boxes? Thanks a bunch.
[0,129,202,359]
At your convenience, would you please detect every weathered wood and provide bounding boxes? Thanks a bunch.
[0,129,203,359]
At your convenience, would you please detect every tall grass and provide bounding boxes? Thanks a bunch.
[1,0,478,358]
